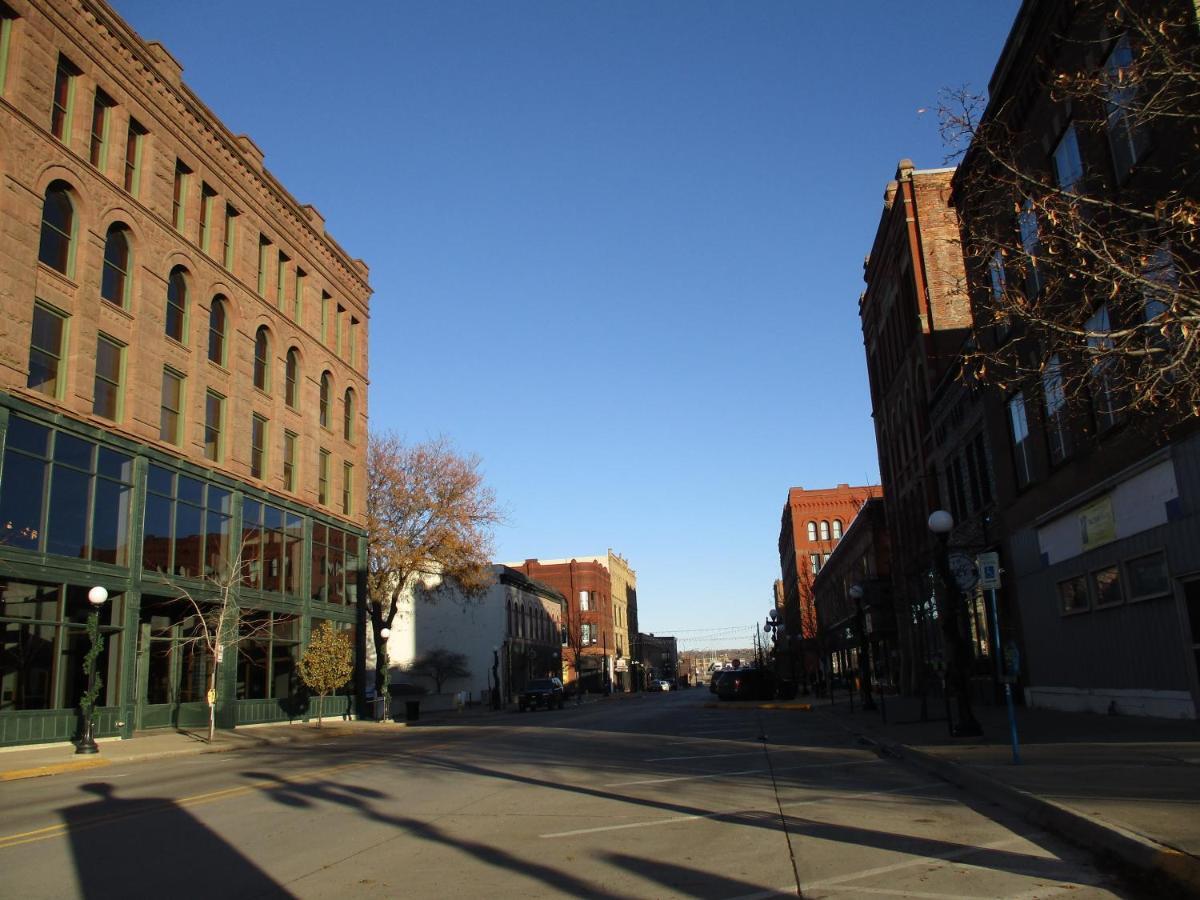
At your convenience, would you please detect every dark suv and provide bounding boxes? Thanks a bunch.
[518,678,564,711]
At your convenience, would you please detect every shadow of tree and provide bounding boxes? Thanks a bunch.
[240,770,629,899]
[60,782,291,899]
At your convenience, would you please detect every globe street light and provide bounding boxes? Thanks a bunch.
[76,586,109,755]
[849,584,876,711]
[928,510,983,738]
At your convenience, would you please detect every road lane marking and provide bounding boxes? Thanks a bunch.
[605,759,880,787]
[0,758,372,851]
[648,747,869,762]
[539,780,950,838]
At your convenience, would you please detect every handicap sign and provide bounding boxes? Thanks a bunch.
[977,552,1002,590]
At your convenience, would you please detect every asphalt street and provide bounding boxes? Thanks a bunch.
[0,690,1141,899]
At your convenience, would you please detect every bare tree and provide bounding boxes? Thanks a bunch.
[406,647,471,694]
[160,541,282,743]
[366,433,504,697]
[562,600,589,699]
[940,0,1200,424]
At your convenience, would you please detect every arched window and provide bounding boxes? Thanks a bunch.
[253,326,270,391]
[165,266,188,342]
[319,371,331,428]
[100,224,131,307]
[343,387,355,441]
[39,181,75,274]
[819,520,830,541]
[208,296,227,365]
[806,521,817,541]
[285,348,299,408]
[832,519,843,539]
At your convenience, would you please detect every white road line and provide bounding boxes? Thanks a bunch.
[539,780,950,839]
[605,759,880,787]
[648,747,868,762]
[800,836,1025,891]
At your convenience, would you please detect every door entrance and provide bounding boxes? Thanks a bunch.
[135,597,212,730]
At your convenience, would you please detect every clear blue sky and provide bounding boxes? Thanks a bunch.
[112,0,1019,649]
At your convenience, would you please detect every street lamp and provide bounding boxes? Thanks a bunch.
[76,586,109,755]
[928,510,984,738]
[849,584,876,711]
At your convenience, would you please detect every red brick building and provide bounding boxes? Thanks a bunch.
[860,161,972,693]
[778,484,881,681]
[506,558,613,692]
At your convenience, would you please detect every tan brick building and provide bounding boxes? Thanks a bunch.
[0,0,371,746]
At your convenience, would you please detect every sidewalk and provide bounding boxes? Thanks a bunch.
[0,692,630,784]
[817,693,1200,895]
[0,701,516,784]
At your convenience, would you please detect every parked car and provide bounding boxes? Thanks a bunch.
[709,670,731,694]
[653,679,671,691]
[518,678,564,711]
[717,668,774,701]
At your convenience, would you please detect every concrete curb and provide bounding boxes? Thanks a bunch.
[702,701,814,711]
[0,724,364,783]
[846,725,1200,897]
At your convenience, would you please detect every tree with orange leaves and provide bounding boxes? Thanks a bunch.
[366,433,504,698]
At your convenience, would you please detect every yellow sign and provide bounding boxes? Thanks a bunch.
[206,689,217,706]
[1079,495,1116,550]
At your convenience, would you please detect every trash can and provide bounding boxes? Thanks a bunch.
[405,700,420,722]
[373,697,388,721]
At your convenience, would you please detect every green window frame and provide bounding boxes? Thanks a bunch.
[0,415,134,566]
[239,500,302,596]
[207,296,227,366]
[320,291,330,345]
[276,250,289,308]
[159,367,185,445]
[342,388,355,442]
[319,372,331,429]
[165,266,188,344]
[142,465,232,579]
[318,449,329,505]
[250,414,268,480]
[294,268,305,322]
[0,5,15,97]
[92,333,124,421]
[283,430,297,492]
[88,89,113,171]
[172,159,191,232]
[199,183,216,253]
[123,118,146,197]
[39,181,75,276]
[204,390,224,462]
[253,326,271,392]
[28,302,68,399]
[349,316,360,368]
[101,224,131,308]
[285,348,299,408]
[223,204,238,270]
[342,461,353,515]
[257,234,271,296]
[310,524,357,605]
[50,55,78,142]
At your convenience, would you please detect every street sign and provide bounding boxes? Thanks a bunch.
[949,552,978,592]
[977,552,1002,589]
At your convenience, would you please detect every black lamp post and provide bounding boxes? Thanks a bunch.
[76,585,109,755]
[849,584,876,711]
[928,509,984,738]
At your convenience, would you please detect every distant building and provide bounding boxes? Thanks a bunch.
[859,160,973,694]
[565,551,638,690]
[777,484,881,683]
[811,497,893,688]
[505,558,614,693]
[638,633,678,687]
[375,566,565,707]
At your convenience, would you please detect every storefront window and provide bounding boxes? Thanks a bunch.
[235,612,298,700]
[0,416,132,565]
[0,580,122,711]
[144,466,231,580]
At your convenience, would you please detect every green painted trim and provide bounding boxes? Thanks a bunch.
[0,12,12,97]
